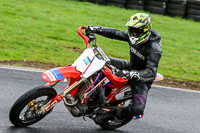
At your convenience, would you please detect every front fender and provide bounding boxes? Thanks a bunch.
[42,66,81,83]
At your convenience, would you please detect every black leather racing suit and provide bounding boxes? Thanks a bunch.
[96,27,162,119]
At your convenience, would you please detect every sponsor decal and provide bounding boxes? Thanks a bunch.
[56,95,62,101]
[133,115,143,119]
[45,68,65,82]
[44,100,57,112]
[45,71,55,81]
[130,46,145,60]
[84,77,110,100]
[124,91,132,97]
[83,56,91,65]
[111,88,118,94]
[108,86,132,102]
[50,68,64,80]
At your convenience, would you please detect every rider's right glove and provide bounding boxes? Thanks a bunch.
[129,71,140,81]
[86,25,102,35]
[116,70,140,81]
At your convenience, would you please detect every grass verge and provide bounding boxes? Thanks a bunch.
[0,0,200,82]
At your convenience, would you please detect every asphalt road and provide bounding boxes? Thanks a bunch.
[0,66,200,133]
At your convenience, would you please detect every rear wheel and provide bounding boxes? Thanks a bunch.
[99,117,132,130]
[9,86,57,127]
[98,99,133,130]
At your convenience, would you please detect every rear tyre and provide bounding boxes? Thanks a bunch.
[9,86,57,127]
[98,99,133,130]
[99,118,132,130]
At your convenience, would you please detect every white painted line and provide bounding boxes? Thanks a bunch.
[153,85,200,93]
[1,65,200,93]
[0,65,46,73]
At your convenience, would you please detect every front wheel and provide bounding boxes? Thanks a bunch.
[9,86,57,127]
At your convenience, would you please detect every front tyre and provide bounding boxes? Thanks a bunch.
[9,86,57,127]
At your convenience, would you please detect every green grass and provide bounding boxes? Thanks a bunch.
[0,0,200,81]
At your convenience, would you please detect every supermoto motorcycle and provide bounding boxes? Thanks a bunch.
[9,26,164,130]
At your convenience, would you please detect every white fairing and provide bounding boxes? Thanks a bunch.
[72,48,95,73]
[82,56,105,78]
[72,48,105,78]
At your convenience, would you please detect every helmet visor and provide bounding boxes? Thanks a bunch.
[128,27,144,38]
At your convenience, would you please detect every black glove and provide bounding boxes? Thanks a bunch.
[115,69,140,81]
[115,70,130,79]
[86,25,102,35]
[130,71,140,81]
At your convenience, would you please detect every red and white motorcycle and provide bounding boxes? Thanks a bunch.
[9,26,164,130]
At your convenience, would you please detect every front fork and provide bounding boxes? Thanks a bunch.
[39,78,84,113]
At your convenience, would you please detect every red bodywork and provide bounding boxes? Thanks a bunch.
[102,66,131,103]
[77,26,90,48]
[42,65,81,87]
[102,66,128,86]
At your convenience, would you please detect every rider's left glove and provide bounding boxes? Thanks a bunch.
[86,25,102,35]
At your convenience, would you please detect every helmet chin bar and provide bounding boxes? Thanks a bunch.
[128,30,144,45]
[129,36,139,45]
[129,31,151,45]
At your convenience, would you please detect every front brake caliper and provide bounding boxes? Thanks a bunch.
[28,100,36,107]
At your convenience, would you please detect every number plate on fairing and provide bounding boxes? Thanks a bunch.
[72,48,94,73]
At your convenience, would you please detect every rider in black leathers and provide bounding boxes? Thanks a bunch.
[86,13,162,124]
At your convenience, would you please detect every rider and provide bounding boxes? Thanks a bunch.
[86,13,162,124]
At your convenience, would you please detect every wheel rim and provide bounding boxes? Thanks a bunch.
[18,95,51,124]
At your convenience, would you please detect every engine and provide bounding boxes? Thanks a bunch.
[63,76,96,117]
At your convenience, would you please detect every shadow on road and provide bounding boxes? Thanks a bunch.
[6,126,41,133]
[6,126,130,133]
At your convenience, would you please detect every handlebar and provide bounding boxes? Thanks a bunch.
[77,26,90,48]
[96,47,110,64]
[77,26,110,64]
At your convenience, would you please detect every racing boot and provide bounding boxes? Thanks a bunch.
[114,103,145,120]
[94,111,114,125]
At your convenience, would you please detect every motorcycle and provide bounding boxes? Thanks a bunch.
[9,26,164,130]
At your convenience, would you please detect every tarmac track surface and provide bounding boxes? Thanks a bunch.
[0,66,200,133]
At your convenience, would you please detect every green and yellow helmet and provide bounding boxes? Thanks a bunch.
[125,13,152,45]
